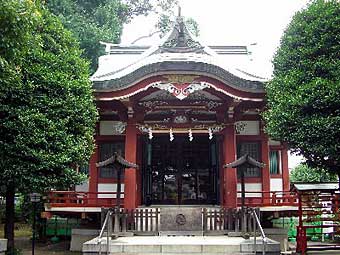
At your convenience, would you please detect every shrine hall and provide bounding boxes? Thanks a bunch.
[47,13,290,212]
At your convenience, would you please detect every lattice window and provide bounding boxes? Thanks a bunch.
[269,151,281,174]
[99,142,125,178]
[79,164,89,175]
[237,142,261,177]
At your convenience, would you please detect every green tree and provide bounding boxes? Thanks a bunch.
[0,1,97,252]
[46,0,127,73]
[46,0,178,73]
[290,164,337,183]
[263,0,340,179]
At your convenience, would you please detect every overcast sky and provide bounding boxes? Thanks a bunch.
[121,0,309,78]
[121,0,309,168]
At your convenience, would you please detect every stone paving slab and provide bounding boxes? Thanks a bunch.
[83,236,247,254]
[108,236,245,245]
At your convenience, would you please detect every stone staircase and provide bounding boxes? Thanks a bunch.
[82,235,281,255]
[84,207,284,254]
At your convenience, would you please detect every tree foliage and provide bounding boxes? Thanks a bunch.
[123,0,178,16]
[46,0,127,73]
[263,0,340,175]
[46,0,178,73]
[0,0,97,251]
[290,164,337,183]
[156,14,200,38]
[0,0,97,191]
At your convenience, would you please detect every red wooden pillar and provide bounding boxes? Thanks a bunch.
[124,121,138,209]
[223,125,237,208]
[89,145,99,196]
[136,136,142,206]
[261,138,270,203]
[281,146,290,191]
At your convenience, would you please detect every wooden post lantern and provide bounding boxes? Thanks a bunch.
[223,154,265,209]
[96,152,138,209]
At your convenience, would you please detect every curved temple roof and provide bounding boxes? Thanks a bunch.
[91,13,266,95]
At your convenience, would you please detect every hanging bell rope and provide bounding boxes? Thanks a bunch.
[188,128,193,141]
[148,127,153,140]
[169,128,174,141]
[208,127,213,140]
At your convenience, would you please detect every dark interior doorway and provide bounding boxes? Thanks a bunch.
[142,135,220,205]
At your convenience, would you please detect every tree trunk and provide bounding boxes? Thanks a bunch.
[338,170,340,191]
[4,183,15,254]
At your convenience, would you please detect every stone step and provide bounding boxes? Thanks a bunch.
[307,252,340,254]
[83,236,281,255]
[240,238,281,255]
[307,250,340,255]
[85,253,254,255]
[84,244,241,254]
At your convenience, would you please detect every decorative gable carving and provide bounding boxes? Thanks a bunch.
[160,16,204,53]
[153,82,210,100]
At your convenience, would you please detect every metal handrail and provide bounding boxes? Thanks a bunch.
[98,210,112,255]
[252,208,267,255]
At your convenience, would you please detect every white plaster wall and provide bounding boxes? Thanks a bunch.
[268,139,281,146]
[270,178,283,192]
[97,183,125,198]
[75,180,89,192]
[99,121,115,135]
[237,183,262,197]
[236,121,260,135]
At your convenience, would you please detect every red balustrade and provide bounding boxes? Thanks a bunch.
[47,190,298,208]
[236,191,298,207]
[47,191,123,208]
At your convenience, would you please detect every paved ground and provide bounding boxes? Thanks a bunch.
[15,237,80,255]
[12,237,340,255]
[288,241,340,255]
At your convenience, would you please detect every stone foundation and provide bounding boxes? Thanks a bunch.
[70,228,100,251]
[0,239,7,255]
[160,207,202,232]
[264,228,289,252]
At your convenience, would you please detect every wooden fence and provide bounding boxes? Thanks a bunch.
[102,207,257,235]
[203,207,257,233]
[101,208,160,234]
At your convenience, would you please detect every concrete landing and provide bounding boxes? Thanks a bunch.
[83,235,280,255]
